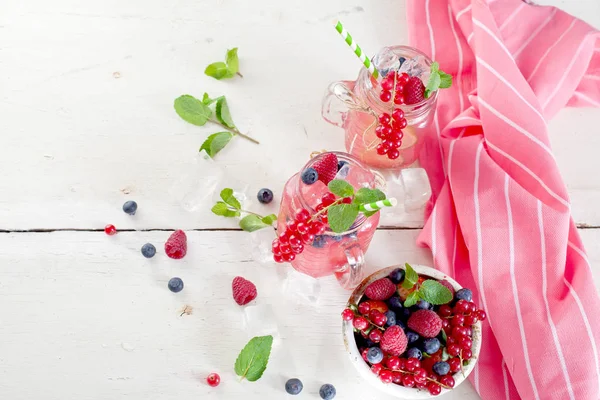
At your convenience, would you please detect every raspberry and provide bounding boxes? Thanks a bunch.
[312,153,338,184]
[407,310,443,338]
[231,276,257,306]
[164,230,187,259]
[365,278,396,301]
[403,76,425,105]
[380,325,408,356]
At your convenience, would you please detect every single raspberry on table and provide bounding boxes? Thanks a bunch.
[403,76,425,105]
[364,278,396,301]
[408,309,443,338]
[312,153,339,185]
[380,325,408,356]
[165,229,187,259]
[232,276,257,305]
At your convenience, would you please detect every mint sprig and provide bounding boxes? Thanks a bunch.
[205,48,242,80]
[401,263,453,307]
[211,188,276,232]
[174,93,259,158]
[234,335,273,381]
[425,62,453,98]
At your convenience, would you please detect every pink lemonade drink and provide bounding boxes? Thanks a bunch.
[275,152,383,289]
[322,46,438,170]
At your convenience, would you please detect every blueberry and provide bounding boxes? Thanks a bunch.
[406,330,420,344]
[433,361,450,376]
[285,378,303,395]
[455,288,473,302]
[257,188,274,204]
[365,339,376,348]
[312,235,327,248]
[141,243,156,258]
[422,338,441,354]
[406,347,422,360]
[337,160,348,171]
[384,310,396,327]
[366,347,384,364]
[399,57,407,66]
[319,384,336,400]
[400,307,412,321]
[388,268,405,284]
[387,296,403,311]
[122,200,137,215]
[332,235,343,242]
[396,320,407,330]
[416,300,432,310]
[168,277,184,293]
[301,168,319,185]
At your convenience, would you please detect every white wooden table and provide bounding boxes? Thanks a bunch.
[0,1,598,399]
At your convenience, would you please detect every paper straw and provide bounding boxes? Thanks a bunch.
[359,198,397,212]
[334,20,379,79]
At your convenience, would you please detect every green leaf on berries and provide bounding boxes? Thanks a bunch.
[174,95,212,126]
[220,188,241,210]
[419,279,453,305]
[226,48,239,75]
[215,97,235,128]
[328,203,359,233]
[211,201,240,218]
[441,329,448,345]
[234,335,273,382]
[404,291,420,308]
[239,215,272,232]
[200,131,233,157]
[402,263,419,289]
[205,61,235,80]
[261,214,277,225]
[328,179,355,198]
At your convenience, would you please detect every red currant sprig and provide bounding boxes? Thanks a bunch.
[375,72,410,160]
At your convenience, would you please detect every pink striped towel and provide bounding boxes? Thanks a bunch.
[407,0,600,399]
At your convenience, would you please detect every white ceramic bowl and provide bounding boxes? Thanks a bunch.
[342,264,482,399]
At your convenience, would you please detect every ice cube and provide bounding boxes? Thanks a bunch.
[400,168,431,211]
[399,56,427,79]
[334,163,350,180]
[372,47,400,78]
[280,268,321,306]
[249,227,277,265]
[243,304,280,344]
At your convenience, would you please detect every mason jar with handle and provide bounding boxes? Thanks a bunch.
[322,46,438,170]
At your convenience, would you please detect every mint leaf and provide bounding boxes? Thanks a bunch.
[439,72,453,89]
[220,188,241,210]
[226,48,239,75]
[404,291,420,308]
[328,203,359,233]
[239,215,271,232]
[205,62,234,80]
[211,202,239,218]
[425,72,441,99]
[419,279,453,305]
[430,61,439,74]
[261,214,277,225]
[202,92,223,106]
[200,132,233,157]
[216,97,235,128]
[402,263,419,289]
[174,95,212,126]
[328,179,354,198]
[354,187,386,204]
[234,335,273,382]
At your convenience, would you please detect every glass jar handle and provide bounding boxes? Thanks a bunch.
[336,240,365,290]
[321,80,360,128]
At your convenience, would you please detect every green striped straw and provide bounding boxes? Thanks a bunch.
[359,198,397,213]
[334,20,379,79]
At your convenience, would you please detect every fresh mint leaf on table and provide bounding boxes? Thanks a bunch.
[424,61,453,98]
[239,214,278,232]
[205,47,242,80]
[200,132,233,157]
[210,188,276,232]
[220,188,241,210]
[215,97,235,128]
[174,95,211,126]
[234,335,273,381]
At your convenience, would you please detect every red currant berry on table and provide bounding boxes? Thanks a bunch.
[402,374,415,388]
[358,301,371,315]
[476,309,487,321]
[427,382,442,396]
[448,358,461,373]
[341,308,355,321]
[440,375,455,388]
[206,373,220,387]
[321,192,336,206]
[379,369,393,384]
[368,329,382,343]
[462,349,473,359]
[295,209,310,223]
[392,108,405,121]
[386,356,401,370]
[371,363,383,375]
[353,316,369,330]
[104,224,117,235]
[378,113,391,125]
[387,148,400,160]
[380,90,392,102]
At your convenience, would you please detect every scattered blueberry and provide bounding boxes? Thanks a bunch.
[122,200,138,215]
[168,277,184,293]
[422,337,441,354]
[406,330,420,344]
[285,378,303,395]
[319,384,336,400]
[366,347,384,364]
[406,347,422,360]
[433,361,450,376]
[384,310,396,327]
[301,168,319,185]
[399,57,407,66]
[387,296,403,311]
[415,300,433,310]
[141,243,156,258]
[312,236,327,248]
[257,188,274,204]
[337,160,348,171]
[455,288,473,302]
[388,268,405,284]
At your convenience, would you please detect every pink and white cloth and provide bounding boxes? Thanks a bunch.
[406,0,600,399]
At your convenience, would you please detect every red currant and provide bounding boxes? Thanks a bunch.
[447,336,457,345]
[295,209,310,223]
[353,316,369,330]
[375,125,387,139]
[104,224,117,235]
[427,382,442,396]
[296,222,309,235]
[465,327,473,337]
[387,148,400,160]
[392,371,402,384]
[358,301,371,315]
[291,244,304,254]
[386,356,400,370]
[282,252,295,262]
[402,374,415,388]
[451,315,465,327]
[380,369,393,384]
[441,319,450,330]
[394,118,408,129]
[287,220,298,233]
[398,358,406,370]
[467,301,477,313]
[413,367,428,383]
[368,329,382,343]
[448,358,461,373]
[341,308,355,321]
[394,94,405,105]
[321,193,336,206]
[320,214,328,224]
[288,235,301,247]
[447,344,461,357]
[462,349,472,359]
[361,348,369,362]
[399,73,410,84]
[272,239,281,255]
[440,375,455,388]
[381,125,392,137]
[459,336,473,351]
[309,221,326,235]
[452,326,468,338]
[454,300,469,315]
[371,363,383,375]
[206,372,220,387]
[376,144,387,155]
[381,78,394,91]
[380,90,392,102]
[378,113,391,125]
[392,108,405,121]
[279,231,290,244]
[342,197,352,204]
[391,139,402,148]
[438,304,452,317]
[476,309,487,321]
[416,380,428,389]
[369,310,387,326]
[405,358,420,372]
[273,254,284,263]
[300,232,314,244]
[464,314,478,326]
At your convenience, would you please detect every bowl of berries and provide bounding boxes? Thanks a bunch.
[341,264,485,398]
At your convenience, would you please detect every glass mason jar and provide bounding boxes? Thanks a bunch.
[277,152,383,289]
[322,46,438,170]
